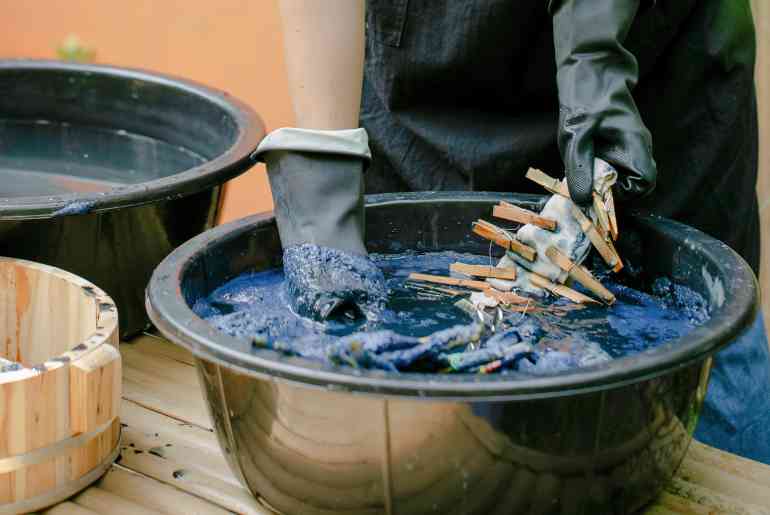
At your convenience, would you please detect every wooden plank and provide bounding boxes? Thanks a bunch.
[132,334,197,367]
[119,400,236,487]
[686,440,770,491]
[116,395,267,513]
[72,486,165,515]
[43,501,101,515]
[493,202,557,231]
[677,442,770,508]
[120,342,210,430]
[99,466,233,515]
[650,492,716,515]
[450,263,516,281]
[117,451,267,515]
[663,477,770,515]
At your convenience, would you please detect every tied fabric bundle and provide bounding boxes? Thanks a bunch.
[488,158,618,297]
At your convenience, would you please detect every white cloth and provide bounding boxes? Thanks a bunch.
[493,158,618,296]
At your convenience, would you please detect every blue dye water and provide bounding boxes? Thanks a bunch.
[0,119,206,197]
[193,251,708,374]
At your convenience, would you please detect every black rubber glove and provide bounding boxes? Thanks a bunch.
[550,0,657,205]
[256,128,387,322]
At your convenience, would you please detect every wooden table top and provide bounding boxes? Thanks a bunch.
[37,335,770,515]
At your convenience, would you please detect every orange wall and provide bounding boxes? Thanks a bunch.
[0,0,288,223]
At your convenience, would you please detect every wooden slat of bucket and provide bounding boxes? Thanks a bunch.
[71,346,121,435]
[0,258,120,512]
[55,359,72,496]
[28,365,70,499]
[0,263,22,363]
[71,346,121,480]
[0,260,102,368]
[0,367,61,501]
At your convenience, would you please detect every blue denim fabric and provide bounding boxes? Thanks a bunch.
[695,316,770,464]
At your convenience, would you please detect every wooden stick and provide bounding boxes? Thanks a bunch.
[406,283,464,297]
[605,236,624,270]
[545,246,616,305]
[472,222,514,252]
[530,273,601,305]
[592,192,612,239]
[408,273,489,291]
[450,262,516,281]
[526,168,570,198]
[569,204,623,272]
[606,189,618,241]
[493,202,557,231]
[483,288,530,305]
[472,220,537,261]
[503,304,546,314]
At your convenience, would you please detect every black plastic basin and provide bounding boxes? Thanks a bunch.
[148,192,758,514]
[0,59,264,337]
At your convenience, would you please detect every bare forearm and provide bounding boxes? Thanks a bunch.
[279,0,365,130]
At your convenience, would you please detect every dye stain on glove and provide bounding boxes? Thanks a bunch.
[283,243,388,322]
[194,251,709,375]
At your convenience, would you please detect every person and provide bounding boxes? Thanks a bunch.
[255,0,770,464]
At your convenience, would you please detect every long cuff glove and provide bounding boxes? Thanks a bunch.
[550,0,657,205]
[254,128,387,322]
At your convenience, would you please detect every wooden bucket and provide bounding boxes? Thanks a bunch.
[0,257,120,514]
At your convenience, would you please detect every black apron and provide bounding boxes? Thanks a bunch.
[361,0,760,274]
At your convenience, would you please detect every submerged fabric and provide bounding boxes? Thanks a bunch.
[695,316,770,465]
[197,252,710,376]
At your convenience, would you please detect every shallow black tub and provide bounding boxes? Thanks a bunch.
[148,192,757,515]
[0,59,264,337]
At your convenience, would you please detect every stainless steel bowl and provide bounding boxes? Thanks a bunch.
[147,192,758,514]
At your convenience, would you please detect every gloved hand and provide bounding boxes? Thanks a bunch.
[254,128,387,322]
[491,159,618,297]
[550,0,657,205]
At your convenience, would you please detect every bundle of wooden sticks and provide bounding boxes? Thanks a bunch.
[407,167,622,311]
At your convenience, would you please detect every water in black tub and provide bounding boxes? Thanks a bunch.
[0,119,206,197]
[193,251,709,375]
